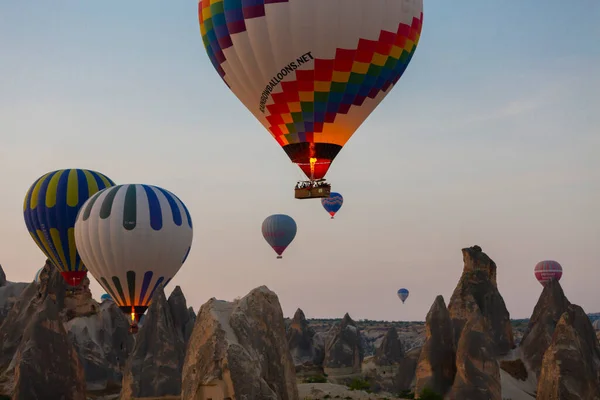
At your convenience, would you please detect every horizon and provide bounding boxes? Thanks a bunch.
[1,1,598,322]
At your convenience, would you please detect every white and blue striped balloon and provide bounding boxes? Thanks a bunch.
[74,184,193,323]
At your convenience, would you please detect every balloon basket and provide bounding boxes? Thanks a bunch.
[276,255,283,259]
[129,324,139,334]
[294,180,331,199]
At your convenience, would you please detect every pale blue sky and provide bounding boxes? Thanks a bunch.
[1,1,598,321]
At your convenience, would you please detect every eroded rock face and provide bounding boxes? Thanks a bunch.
[12,296,87,400]
[287,308,318,366]
[0,264,29,326]
[182,286,299,400]
[519,279,571,377]
[63,275,100,320]
[415,295,455,398]
[121,284,185,399]
[0,261,68,394]
[67,301,134,393]
[536,304,600,400]
[323,313,364,375]
[168,285,195,346]
[374,328,404,366]
[448,313,501,400]
[448,246,514,356]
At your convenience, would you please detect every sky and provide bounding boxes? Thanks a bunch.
[0,1,599,321]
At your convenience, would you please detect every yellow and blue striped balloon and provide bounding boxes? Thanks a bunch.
[23,169,115,286]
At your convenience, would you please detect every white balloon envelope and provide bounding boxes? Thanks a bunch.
[74,184,193,329]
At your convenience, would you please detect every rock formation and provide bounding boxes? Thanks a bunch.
[12,297,87,400]
[415,295,455,397]
[448,245,514,356]
[0,264,29,326]
[323,313,364,378]
[67,300,134,393]
[168,285,196,346]
[287,308,318,365]
[182,286,298,400]
[0,261,86,398]
[120,284,185,399]
[536,304,600,399]
[364,327,417,393]
[63,274,100,320]
[0,261,69,394]
[374,328,404,366]
[448,313,501,400]
[519,279,571,377]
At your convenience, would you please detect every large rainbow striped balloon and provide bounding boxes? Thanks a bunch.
[198,0,423,180]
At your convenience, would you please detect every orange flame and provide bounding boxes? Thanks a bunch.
[309,158,317,180]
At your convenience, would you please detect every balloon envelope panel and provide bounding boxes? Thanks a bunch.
[23,169,115,275]
[198,0,423,179]
[74,184,193,309]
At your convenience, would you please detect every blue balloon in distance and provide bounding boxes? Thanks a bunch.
[321,192,343,219]
[397,288,409,303]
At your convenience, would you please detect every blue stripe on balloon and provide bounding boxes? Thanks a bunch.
[155,187,182,226]
[139,271,154,305]
[37,171,63,268]
[142,185,163,231]
[170,192,192,228]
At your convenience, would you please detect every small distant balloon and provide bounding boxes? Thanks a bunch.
[397,288,409,304]
[34,268,43,283]
[262,214,297,259]
[321,193,343,219]
[534,260,563,287]
[100,293,113,302]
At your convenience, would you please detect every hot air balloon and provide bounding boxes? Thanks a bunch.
[34,268,44,283]
[262,214,297,259]
[534,260,563,287]
[397,288,409,303]
[321,192,344,219]
[100,293,113,302]
[74,184,193,333]
[197,0,423,199]
[23,169,116,287]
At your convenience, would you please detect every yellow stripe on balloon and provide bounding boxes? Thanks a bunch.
[35,229,62,269]
[45,170,65,208]
[314,81,331,92]
[50,228,68,270]
[97,173,112,189]
[83,170,99,198]
[371,53,388,67]
[68,227,77,271]
[29,172,51,210]
[66,169,79,207]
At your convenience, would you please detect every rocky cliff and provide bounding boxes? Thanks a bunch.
[121,284,186,399]
[519,278,571,378]
[536,304,600,399]
[182,285,299,400]
[447,246,514,356]
[415,295,455,397]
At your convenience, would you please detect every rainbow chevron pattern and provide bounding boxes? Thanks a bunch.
[23,169,115,274]
[199,0,291,81]
[198,0,423,179]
